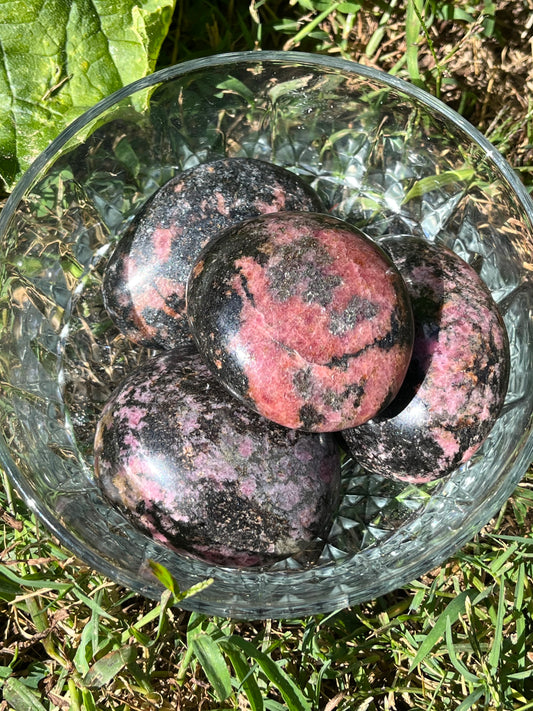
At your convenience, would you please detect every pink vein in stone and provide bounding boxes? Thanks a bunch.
[227,223,409,430]
[421,297,503,427]
[152,226,174,263]
[116,404,147,429]
[255,184,287,213]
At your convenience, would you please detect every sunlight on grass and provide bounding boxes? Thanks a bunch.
[1,1,532,709]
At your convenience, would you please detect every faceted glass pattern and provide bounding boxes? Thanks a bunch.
[0,52,532,618]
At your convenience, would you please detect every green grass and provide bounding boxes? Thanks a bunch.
[1,467,532,710]
[1,2,533,709]
[156,0,533,185]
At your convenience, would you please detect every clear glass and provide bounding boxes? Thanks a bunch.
[0,52,531,618]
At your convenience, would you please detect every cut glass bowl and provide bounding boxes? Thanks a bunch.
[0,51,532,618]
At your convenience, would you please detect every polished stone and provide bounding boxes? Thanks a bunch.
[342,236,510,482]
[102,158,324,349]
[94,346,341,567]
[187,211,414,432]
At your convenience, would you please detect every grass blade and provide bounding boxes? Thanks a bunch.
[224,645,264,711]
[492,533,533,545]
[2,677,48,711]
[0,564,72,592]
[148,560,177,595]
[454,687,486,711]
[488,578,506,672]
[192,634,234,702]
[83,645,136,689]
[224,635,312,711]
[0,572,20,601]
[513,562,527,672]
[71,587,116,621]
[81,689,98,711]
[444,616,478,683]
[148,559,214,603]
[403,168,475,202]
[73,618,96,676]
[405,0,423,85]
[409,589,478,671]
[265,702,289,711]
[488,541,519,576]
[283,2,342,50]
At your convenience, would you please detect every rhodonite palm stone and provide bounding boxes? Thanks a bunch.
[341,236,510,483]
[94,346,341,568]
[102,158,324,349]
[186,211,414,432]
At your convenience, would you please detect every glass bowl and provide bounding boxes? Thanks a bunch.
[0,51,532,619]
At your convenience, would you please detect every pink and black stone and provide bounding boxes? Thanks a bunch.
[186,211,414,432]
[102,158,324,349]
[341,236,510,483]
[94,346,341,568]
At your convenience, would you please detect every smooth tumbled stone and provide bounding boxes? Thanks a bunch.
[94,346,341,568]
[187,211,414,432]
[102,158,324,349]
[341,236,510,483]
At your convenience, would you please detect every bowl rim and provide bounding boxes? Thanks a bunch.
[1,50,532,616]
[2,50,533,232]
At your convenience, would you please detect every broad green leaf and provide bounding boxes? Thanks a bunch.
[337,3,361,13]
[0,0,176,190]
[2,677,48,711]
[192,634,234,702]
[0,665,13,679]
[439,4,475,23]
